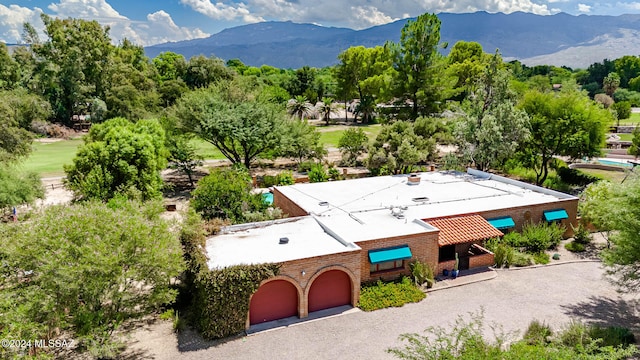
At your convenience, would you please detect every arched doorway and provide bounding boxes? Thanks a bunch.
[249,279,298,325]
[308,270,352,313]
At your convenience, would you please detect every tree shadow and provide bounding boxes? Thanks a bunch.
[560,295,640,331]
[175,327,244,353]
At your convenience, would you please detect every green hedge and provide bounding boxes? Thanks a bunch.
[358,277,425,311]
[180,210,279,339]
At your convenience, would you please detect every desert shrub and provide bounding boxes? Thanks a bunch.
[276,171,295,185]
[524,320,553,345]
[409,260,435,288]
[533,252,550,264]
[242,208,287,223]
[261,175,278,187]
[565,241,586,252]
[358,277,426,312]
[338,128,368,166]
[387,312,637,360]
[191,168,267,223]
[520,222,565,253]
[557,166,600,186]
[502,232,523,247]
[328,166,342,181]
[558,321,593,349]
[308,163,328,183]
[298,160,315,172]
[31,120,75,139]
[572,223,591,244]
[493,243,515,268]
[588,325,635,348]
[512,251,534,267]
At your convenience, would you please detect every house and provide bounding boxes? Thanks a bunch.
[205,169,578,328]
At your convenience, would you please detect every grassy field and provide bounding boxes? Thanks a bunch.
[616,113,640,126]
[21,139,84,177]
[21,138,227,177]
[617,133,634,141]
[319,124,382,147]
[578,168,628,183]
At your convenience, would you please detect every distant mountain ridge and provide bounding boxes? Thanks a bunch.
[145,12,640,69]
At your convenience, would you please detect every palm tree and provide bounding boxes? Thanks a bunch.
[316,97,338,125]
[287,95,313,120]
[355,95,377,124]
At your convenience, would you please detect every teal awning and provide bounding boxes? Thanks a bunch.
[368,245,412,264]
[487,216,515,230]
[544,209,568,222]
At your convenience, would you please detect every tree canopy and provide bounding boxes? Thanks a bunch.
[64,117,168,201]
[174,79,287,168]
[518,89,610,184]
[0,200,184,358]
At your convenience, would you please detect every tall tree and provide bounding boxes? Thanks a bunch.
[317,97,338,125]
[447,41,486,99]
[389,13,450,119]
[287,95,313,120]
[64,117,168,201]
[32,14,113,124]
[183,55,235,89]
[519,89,610,185]
[0,200,184,357]
[174,79,287,168]
[455,53,530,171]
[582,177,640,292]
[603,72,621,96]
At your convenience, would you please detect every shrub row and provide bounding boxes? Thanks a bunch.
[358,277,426,312]
[180,210,279,339]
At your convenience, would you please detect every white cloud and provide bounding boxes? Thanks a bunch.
[578,3,592,12]
[0,0,209,46]
[179,0,555,31]
[0,4,44,43]
[48,0,126,20]
[618,1,640,10]
[180,0,264,23]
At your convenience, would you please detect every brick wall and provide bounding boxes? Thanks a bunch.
[272,188,308,217]
[246,249,361,328]
[477,199,579,237]
[355,231,439,283]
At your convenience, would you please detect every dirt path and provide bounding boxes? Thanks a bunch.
[124,261,634,360]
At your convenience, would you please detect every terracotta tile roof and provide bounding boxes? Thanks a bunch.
[424,215,504,246]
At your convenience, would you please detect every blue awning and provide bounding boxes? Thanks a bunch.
[487,216,515,230]
[544,209,568,222]
[368,245,412,264]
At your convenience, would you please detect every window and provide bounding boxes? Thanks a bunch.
[370,260,404,273]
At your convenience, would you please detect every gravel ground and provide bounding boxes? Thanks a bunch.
[124,261,638,360]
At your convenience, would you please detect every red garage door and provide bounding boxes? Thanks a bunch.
[308,270,351,313]
[249,280,298,325]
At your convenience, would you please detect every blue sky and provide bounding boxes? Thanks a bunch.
[2,0,640,46]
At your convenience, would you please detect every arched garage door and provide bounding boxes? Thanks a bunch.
[308,270,352,313]
[249,280,298,325]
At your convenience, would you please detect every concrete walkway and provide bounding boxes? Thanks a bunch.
[126,261,639,360]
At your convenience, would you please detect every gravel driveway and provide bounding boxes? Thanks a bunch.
[126,261,639,360]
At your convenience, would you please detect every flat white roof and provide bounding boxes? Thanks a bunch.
[206,217,359,269]
[275,170,576,241]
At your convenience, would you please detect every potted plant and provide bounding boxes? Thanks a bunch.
[451,253,460,279]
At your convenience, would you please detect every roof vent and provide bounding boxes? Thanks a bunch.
[319,201,329,206]
[279,237,289,244]
[390,206,406,219]
[407,173,421,185]
[412,196,429,202]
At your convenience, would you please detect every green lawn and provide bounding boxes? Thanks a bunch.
[615,113,640,126]
[319,124,382,147]
[191,139,226,160]
[21,138,227,178]
[21,139,84,177]
[617,133,634,141]
[577,168,627,183]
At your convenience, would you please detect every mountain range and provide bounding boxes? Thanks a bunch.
[144,12,640,69]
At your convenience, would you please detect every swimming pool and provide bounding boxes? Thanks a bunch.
[597,159,633,168]
[262,192,274,205]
